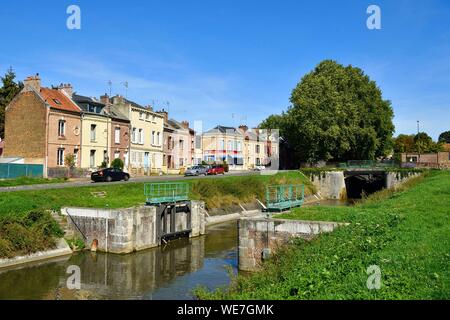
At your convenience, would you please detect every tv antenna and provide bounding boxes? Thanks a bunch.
[107,80,112,96]
[122,81,129,98]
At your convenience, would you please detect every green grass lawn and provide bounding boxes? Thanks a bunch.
[0,171,315,217]
[0,177,67,188]
[195,170,450,299]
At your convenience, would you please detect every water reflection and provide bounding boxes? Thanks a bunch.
[0,222,238,300]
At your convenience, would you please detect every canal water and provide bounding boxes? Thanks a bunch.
[0,222,238,300]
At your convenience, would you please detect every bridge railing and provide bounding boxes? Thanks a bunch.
[266,184,305,212]
[339,160,399,169]
[145,182,189,205]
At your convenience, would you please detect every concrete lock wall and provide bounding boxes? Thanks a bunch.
[238,217,343,271]
[61,200,206,254]
[310,171,347,200]
[385,172,420,189]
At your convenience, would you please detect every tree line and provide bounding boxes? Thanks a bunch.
[259,60,447,165]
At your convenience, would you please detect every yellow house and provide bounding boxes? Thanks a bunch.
[110,95,164,174]
[70,94,111,169]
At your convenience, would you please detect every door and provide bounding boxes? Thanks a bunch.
[144,152,149,172]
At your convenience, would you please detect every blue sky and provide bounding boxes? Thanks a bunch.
[0,0,449,139]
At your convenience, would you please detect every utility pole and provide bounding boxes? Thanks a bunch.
[417,120,420,165]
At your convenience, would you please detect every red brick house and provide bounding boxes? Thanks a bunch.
[3,75,82,175]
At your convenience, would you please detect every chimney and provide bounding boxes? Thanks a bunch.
[181,121,190,129]
[239,125,248,132]
[113,95,125,105]
[58,83,73,97]
[100,93,110,105]
[158,109,168,124]
[23,74,41,92]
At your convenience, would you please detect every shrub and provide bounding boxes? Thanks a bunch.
[111,158,124,170]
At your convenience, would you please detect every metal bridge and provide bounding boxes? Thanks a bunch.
[265,184,305,212]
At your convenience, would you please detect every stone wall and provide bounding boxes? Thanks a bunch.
[385,171,421,189]
[61,200,206,254]
[238,217,343,271]
[309,171,347,199]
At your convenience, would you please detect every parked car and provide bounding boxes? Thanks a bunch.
[207,165,225,175]
[91,168,130,182]
[184,165,209,176]
[254,165,266,171]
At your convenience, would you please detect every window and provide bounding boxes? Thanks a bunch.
[139,129,144,144]
[90,124,97,142]
[179,139,184,150]
[58,120,65,137]
[220,139,225,150]
[132,128,137,143]
[53,99,62,105]
[237,141,242,152]
[146,113,150,121]
[139,112,144,120]
[152,131,156,145]
[180,158,184,166]
[256,158,261,166]
[256,144,260,154]
[57,148,64,166]
[73,148,79,166]
[114,151,120,159]
[406,156,418,163]
[115,128,120,144]
[90,150,96,167]
[157,132,161,146]
[152,115,156,122]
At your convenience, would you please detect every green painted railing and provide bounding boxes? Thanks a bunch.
[265,184,305,212]
[145,182,189,205]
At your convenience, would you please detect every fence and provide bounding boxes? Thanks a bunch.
[0,163,44,179]
[265,184,305,212]
[145,182,190,205]
[47,167,91,178]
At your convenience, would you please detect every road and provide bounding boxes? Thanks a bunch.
[0,170,260,193]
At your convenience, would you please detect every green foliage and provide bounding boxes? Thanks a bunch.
[196,171,450,299]
[111,158,124,170]
[0,67,23,138]
[66,237,85,251]
[260,60,395,163]
[64,154,76,169]
[438,131,450,143]
[414,132,444,153]
[99,161,108,169]
[0,210,63,258]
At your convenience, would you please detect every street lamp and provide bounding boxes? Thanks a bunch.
[417,120,420,165]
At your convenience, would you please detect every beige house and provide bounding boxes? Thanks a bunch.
[110,96,164,174]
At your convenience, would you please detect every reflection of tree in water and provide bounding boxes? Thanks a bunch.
[0,260,66,299]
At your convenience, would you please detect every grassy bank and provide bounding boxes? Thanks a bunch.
[195,170,449,299]
[0,177,67,188]
[0,171,314,217]
[0,211,64,258]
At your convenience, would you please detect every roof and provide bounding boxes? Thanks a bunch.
[204,125,241,135]
[40,88,81,113]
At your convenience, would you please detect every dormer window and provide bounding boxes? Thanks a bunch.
[53,99,62,105]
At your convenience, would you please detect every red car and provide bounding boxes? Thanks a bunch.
[207,165,225,175]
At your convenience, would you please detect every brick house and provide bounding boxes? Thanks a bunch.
[401,152,450,169]
[158,110,194,172]
[3,75,82,175]
[0,138,4,157]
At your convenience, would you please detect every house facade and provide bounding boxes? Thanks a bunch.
[158,110,193,172]
[110,95,164,174]
[202,125,245,170]
[3,75,82,175]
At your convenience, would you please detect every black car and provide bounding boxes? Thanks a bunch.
[91,168,130,182]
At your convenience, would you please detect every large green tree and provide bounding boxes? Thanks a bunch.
[414,132,443,153]
[438,131,450,143]
[261,60,395,163]
[0,68,23,138]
